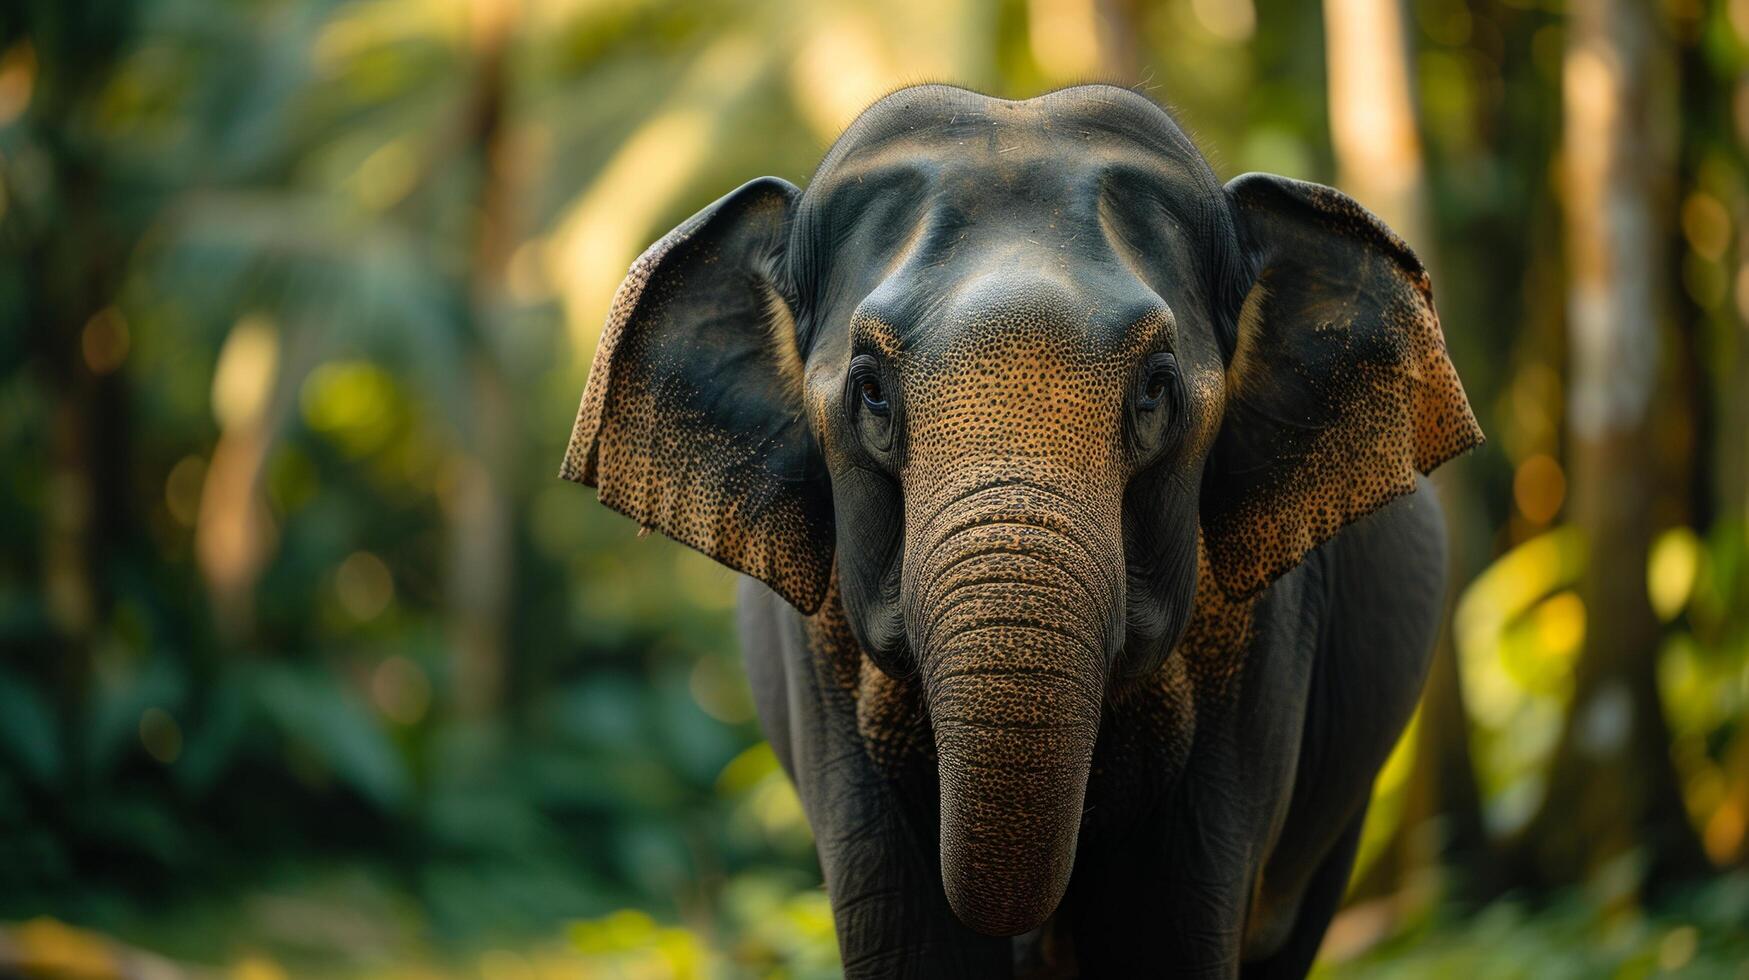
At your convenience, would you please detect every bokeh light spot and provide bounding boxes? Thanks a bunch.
[80,307,130,375]
[1704,800,1745,864]
[165,455,207,527]
[301,361,398,455]
[1658,925,1699,972]
[1731,0,1749,46]
[335,550,394,621]
[229,954,287,980]
[212,315,280,431]
[1681,192,1731,261]
[1028,0,1103,78]
[1513,453,1566,525]
[689,656,753,725]
[140,707,182,764]
[1191,0,1255,43]
[371,655,430,725]
[793,14,895,139]
[1647,526,1701,622]
[1735,261,1749,324]
[353,140,417,211]
[1531,591,1585,658]
[478,948,535,980]
[0,42,35,125]
[14,919,114,978]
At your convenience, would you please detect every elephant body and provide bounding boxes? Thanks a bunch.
[562,84,1481,977]
[742,474,1446,977]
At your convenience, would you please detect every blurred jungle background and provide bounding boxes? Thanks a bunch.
[3,0,1749,976]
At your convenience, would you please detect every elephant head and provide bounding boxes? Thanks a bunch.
[561,85,1481,937]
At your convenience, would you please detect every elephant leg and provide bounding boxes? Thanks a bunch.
[1066,563,1330,976]
[818,788,1014,979]
[739,581,1010,978]
[1242,483,1445,974]
[1065,845,1250,975]
[1063,776,1264,977]
[1239,812,1366,980]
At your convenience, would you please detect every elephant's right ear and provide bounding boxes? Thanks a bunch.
[560,177,834,614]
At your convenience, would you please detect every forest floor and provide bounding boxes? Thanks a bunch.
[4,870,1747,980]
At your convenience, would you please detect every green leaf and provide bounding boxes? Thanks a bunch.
[174,671,251,796]
[253,663,411,811]
[0,670,61,785]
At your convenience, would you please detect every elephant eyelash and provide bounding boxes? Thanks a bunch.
[1139,373,1171,410]
[859,376,890,415]
[1129,352,1186,458]
[1137,352,1179,412]
[849,356,891,416]
[847,353,898,456]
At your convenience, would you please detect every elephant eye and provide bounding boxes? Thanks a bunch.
[1138,354,1177,412]
[860,377,890,416]
[1141,376,1168,409]
[847,353,896,457]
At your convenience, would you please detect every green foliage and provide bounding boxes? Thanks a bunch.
[1,0,1746,973]
[1319,875,1749,980]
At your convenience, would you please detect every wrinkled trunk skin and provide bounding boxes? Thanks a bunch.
[906,479,1123,936]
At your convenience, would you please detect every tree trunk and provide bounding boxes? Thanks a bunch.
[444,0,519,722]
[1323,0,1494,905]
[1024,0,1141,84]
[27,34,139,777]
[1508,0,1709,894]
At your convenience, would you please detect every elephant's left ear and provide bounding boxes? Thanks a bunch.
[560,177,834,614]
[1203,173,1483,599]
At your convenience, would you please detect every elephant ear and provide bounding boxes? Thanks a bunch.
[1202,173,1482,599]
[560,176,834,614]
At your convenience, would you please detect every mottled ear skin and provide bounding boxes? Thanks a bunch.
[560,176,835,614]
[1204,173,1483,599]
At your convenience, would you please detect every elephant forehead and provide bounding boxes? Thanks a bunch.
[794,89,1232,333]
[812,83,1215,192]
[872,307,1148,481]
[920,302,1162,379]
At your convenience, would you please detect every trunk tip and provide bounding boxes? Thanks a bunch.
[941,865,1070,937]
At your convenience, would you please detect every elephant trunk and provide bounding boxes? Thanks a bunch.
[907,481,1122,936]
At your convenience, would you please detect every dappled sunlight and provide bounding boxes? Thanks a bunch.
[0,40,36,126]
[212,316,281,432]
[1351,709,1421,888]
[547,37,765,358]
[301,362,403,458]
[789,0,982,128]
[335,550,396,622]
[1454,528,1587,714]
[1647,526,1702,623]
[717,742,813,856]
[371,654,433,726]
[79,307,131,376]
[791,11,905,140]
[1190,0,1257,44]
[1324,0,1423,223]
[1027,0,1104,81]
[313,0,469,76]
[1512,453,1566,526]
[1453,527,1586,830]
[6,0,1749,975]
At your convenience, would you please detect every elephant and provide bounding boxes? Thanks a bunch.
[560,84,1482,977]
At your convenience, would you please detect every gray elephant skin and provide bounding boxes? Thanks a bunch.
[560,84,1483,978]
